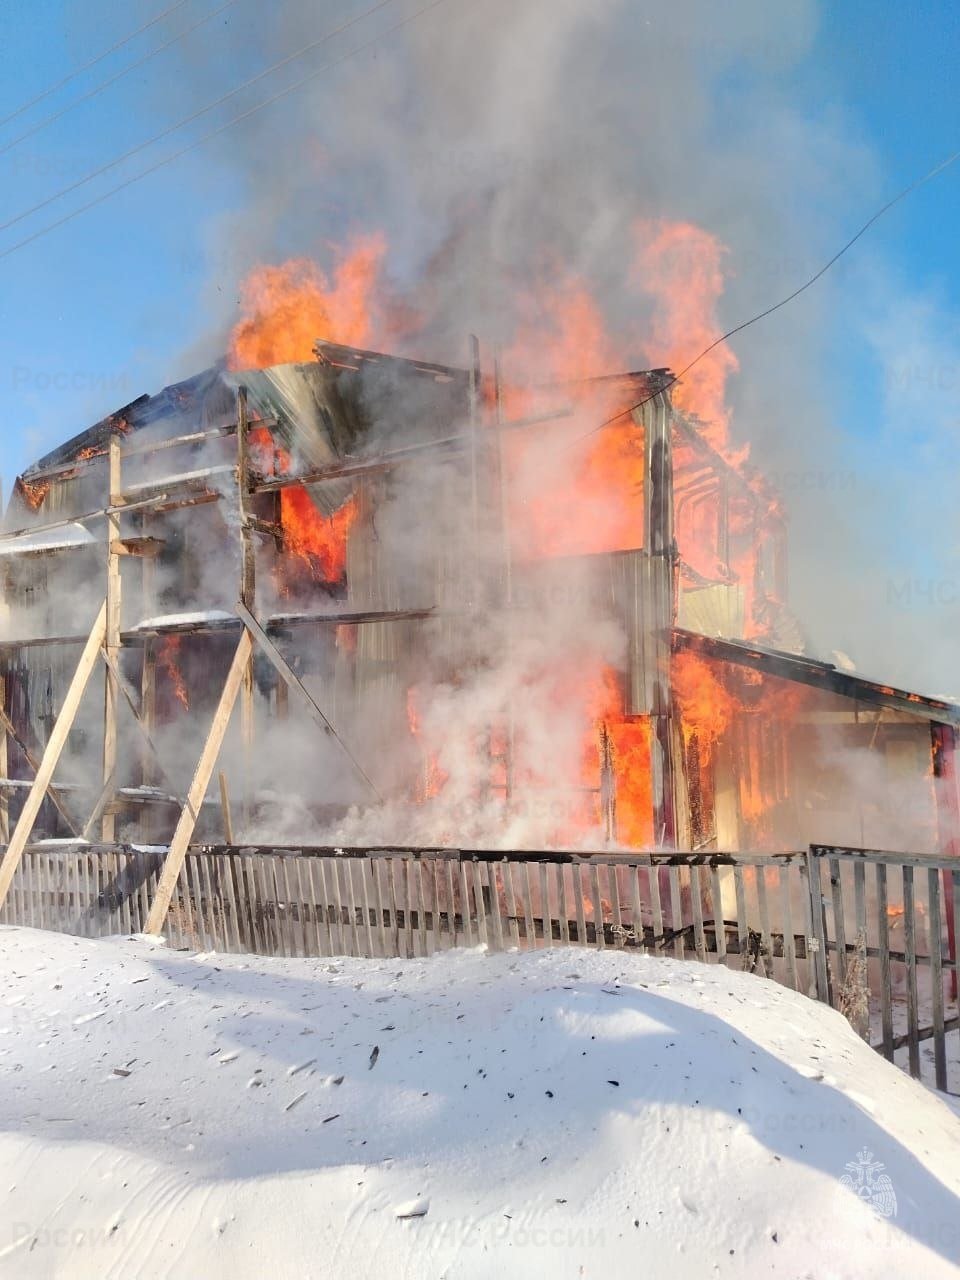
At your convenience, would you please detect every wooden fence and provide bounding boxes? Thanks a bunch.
[1,841,957,1091]
[807,845,960,1093]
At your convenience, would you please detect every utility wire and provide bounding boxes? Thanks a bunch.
[0,0,244,159]
[0,0,455,264]
[0,0,400,236]
[0,0,195,129]
[572,145,960,445]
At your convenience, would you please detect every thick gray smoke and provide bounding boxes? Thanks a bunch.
[5,2,954,855]
[161,0,960,697]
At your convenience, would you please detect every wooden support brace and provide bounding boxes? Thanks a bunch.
[0,704,84,837]
[0,601,107,911]
[236,601,381,801]
[144,629,253,935]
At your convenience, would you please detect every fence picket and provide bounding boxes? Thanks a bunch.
[649,864,664,955]
[901,866,920,1077]
[539,862,552,949]
[876,863,894,1058]
[554,862,568,946]
[779,864,799,991]
[690,866,707,962]
[829,857,848,989]
[709,867,726,963]
[928,868,947,1092]
[629,864,643,952]
[667,866,684,959]
[589,862,604,950]
[472,860,489,949]
[608,863,624,950]
[443,858,457,949]
[573,861,587,946]
[521,862,536,947]
[488,861,505,951]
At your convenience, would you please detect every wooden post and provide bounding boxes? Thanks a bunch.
[218,770,234,843]
[931,723,960,998]
[144,629,252,935]
[0,602,107,912]
[101,436,122,841]
[599,722,617,844]
[139,506,158,843]
[236,386,256,826]
[639,387,678,847]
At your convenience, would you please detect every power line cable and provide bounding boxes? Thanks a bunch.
[0,0,195,129]
[0,0,243,159]
[0,0,455,264]
[0,0,400,236]
[571,145,960,445]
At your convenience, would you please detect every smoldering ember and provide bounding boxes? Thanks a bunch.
[2,5,960,1278]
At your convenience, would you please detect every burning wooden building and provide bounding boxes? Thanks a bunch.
[0,335,958,868]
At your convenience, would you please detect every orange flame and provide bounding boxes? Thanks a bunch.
[673,652,738,755]
[500,275,643,560]
[407,686,448,802]
[585,666,654,847]
[281,487,358,584]
[632,219,739,452]
[227,235,386,370]
[158,635,189,710]
[247,424,357,585]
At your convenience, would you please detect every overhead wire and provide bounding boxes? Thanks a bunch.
[0,0,456,265]
[0,0,196,128]
[0,0,244,159]
[0,0,401,236]
[568,146,960,446]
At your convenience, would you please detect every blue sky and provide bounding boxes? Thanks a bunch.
[1,1,956,481]
[0,1,958,688]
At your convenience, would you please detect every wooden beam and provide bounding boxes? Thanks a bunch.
[243,516,283,541]
[236,601,381,801]
[0,601,107,911]
[117,463,236,502]
[139,504,159,845]
[673,628,960,727]
[110,536,164,558]
[236,386,256,823]
[144,629,252,935]
[101,437,122,842]
[218,770,234,844]
[0,493,173,545]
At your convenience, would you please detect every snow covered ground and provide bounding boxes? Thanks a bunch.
[1,927,959,1279]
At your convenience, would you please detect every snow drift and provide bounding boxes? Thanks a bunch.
[0,927,958,1278]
